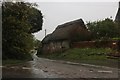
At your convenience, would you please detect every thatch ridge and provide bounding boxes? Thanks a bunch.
[115,2,120,22]
[42,19,91,43]
[56,19,86,29]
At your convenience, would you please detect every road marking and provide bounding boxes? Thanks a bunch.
[22,67,31,70]
[66,61,79,65]
[98,70,113,73]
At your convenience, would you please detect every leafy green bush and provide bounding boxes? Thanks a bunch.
[2,2,43,60]
[87,18,120,40]
[38,48,118,67]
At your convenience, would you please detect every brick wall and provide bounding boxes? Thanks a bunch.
[71,40,118,49]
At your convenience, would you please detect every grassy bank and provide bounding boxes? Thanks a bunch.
[2,59,32,66]
[38,48,119,68]
[2,53,33,66]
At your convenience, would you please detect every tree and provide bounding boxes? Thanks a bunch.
[2,2,43,60]
[29,7,43,33]
[87,18,120,40]
[34,39,41,49]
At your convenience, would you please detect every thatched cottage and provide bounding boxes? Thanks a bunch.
[115,2,120,22]
[41,19,91,54]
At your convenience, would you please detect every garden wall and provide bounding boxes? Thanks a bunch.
[71,40,118,49]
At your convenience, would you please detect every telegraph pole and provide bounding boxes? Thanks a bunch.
[45,29,46,37]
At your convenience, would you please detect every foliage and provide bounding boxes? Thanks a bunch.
[3,59,30,66]
[2,2,43,60]
[87,18,120,40]
[34,39,41,49]
[29,7,43,33]
[2,2,43,33]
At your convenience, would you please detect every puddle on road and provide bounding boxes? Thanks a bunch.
[2,62,34,78]
[29,60,59,78]
[2,60,59,78]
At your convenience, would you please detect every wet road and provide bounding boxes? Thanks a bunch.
[2,51,120,78]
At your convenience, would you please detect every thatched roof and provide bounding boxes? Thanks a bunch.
[42,19,91,44]
[115,2,120,22]
[42,34,52,43]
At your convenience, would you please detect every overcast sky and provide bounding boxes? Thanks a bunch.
[29,1,119,40]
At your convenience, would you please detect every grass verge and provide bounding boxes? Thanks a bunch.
[38,48,119,68]
[2,59,32,66]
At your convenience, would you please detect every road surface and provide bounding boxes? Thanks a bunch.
[2,51,120,78]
